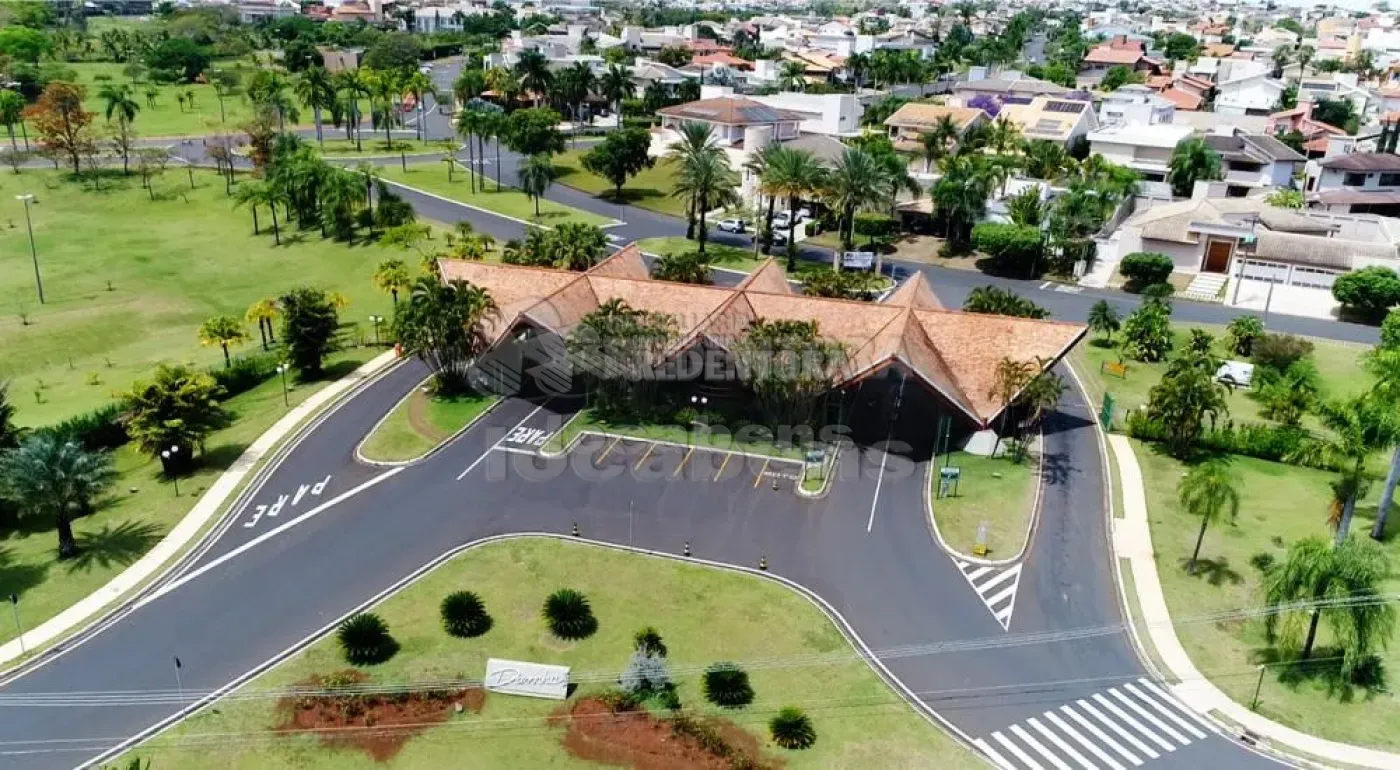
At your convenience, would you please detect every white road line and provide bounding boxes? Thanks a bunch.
[1108,688,1189,746]
[1028,716,1097,770]
[1133,678,1215,729]
[994,604,1015,624]
[135,468,404,607]
[1092,693,1175,752]
[984,582,1019,608]
[493,446,539,456]
[965,565,993,581]
[1045,710,1127,770]
[974,738,1018,770]
[975,564,1020,595]
[1060,704,1142,765]
[1011,723,1072,770]
[866,445,889,533]
[1078,698,1160,759]
[456,404,545,480]
[1123,683,1206,740]
[993,730,1046,770]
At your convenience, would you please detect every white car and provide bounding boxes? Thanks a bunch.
[716,218,747,233]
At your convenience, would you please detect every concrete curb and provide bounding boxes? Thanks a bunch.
[0,350,400,668]
[922,429,1046,567]
[1107,432,1400,770]
[381,167,625,231]
[82,533,996,770]
[352,375,506,467]
[794,440,844,500]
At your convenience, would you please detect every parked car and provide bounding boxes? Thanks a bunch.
[716,218,748,233]
[770,231,790,247]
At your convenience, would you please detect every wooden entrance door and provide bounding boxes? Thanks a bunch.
[1202,239,1233,273]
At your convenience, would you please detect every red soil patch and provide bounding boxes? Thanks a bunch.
[276,671,486,762]
[551,697,778,770]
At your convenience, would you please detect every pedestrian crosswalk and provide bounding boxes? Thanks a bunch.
[954,560,1022,630]
[974,678,1214,770]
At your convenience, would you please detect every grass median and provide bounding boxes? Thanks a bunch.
[359,387,499,463]
[119,537,985,769]
[554,149,687,218]
[375,164,614,228]
[928,449,1039,560]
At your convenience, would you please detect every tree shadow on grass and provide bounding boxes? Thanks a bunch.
[0,546,49,600]
[197,442,252,473]
[1254,646,1386,704]
[1178,556,1243,586]
[65,521,163,574]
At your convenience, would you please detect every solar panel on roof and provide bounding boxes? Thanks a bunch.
[1044,100,1084,113]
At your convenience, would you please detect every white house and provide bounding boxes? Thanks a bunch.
[1298,73,1374,118]
[1308,151,1400,216]
[1201,127,1307,195]
[1087,122,1194,183]
[1098,85,1175,127]
[1216,69,1288,117]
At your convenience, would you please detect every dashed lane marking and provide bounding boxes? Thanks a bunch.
[753,458,769,489]
[634,442,657,471]
[674,447,694,477]
[714,452,732,481]
[595,436,622,466]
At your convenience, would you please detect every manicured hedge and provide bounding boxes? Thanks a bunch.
[1125,412,1333,469]
[971,222,1043,274]
[1119,252,1175,291]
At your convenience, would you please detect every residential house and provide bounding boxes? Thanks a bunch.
[1308,151,1400,216]
[1215,59,1287,116]
[1298,73,1373,118]
[656,96,803,145]
[1200,127,1306,196]
[882,103,990,160]
[1000,97,1097,149]
[1098,85,1176,127]
[950,71,1072,102]
[1268,104,1349,157]
[1079,36,1164,81]
[1087,122,1194,183]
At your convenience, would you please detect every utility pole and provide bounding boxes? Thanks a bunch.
[16,194,43,304]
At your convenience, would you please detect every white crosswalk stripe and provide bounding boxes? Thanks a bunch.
[976,679,1216,770]
[954,559,1023,630]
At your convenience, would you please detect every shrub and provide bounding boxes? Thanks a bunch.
[1119,252,1175,291]
[1381,308,1400,349]
[633,626,668,656]
[619,650,672,694]
[962,285,1050,318]
[1250,551,1276,573]
[1226,316,1265,356]
[1251,333,1313,373]
[210,352,280,398]
[337,612,398,665]
[853,212,899,247]
[440,590,492,638]
[769,706,817,750]
[702,662,754,708]
[971,222,1043,275]
[542,588,597,640]
[1125,412,1324,467]
[40,402,129,451]
[1120,300,1173,362]
[1333,266,1400,321]
[1140,282,1175,298]
[595,687,642,712]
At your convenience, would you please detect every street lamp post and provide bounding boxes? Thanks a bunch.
[369,314,384,346]
[689,395,708,447]
[160,445,181,496]
[15,194,44,304]
[277,363,291,407]
[1251,664,1266,710]
[8,594,23,654]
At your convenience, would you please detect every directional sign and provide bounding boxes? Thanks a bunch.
[841,251,875,269]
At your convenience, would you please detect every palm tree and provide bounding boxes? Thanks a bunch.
[917,130,946,174]
[666,122,722,241]
[335,69,368,151]
[514,49,553,107]
[1087,299,1121,342]
[825,147,891,255]
[1167,137,1223,198]
[671,145,739,257]
[599,64,634,128]
[456,106,481,194]
[0,89,27,153]
[99,82,140,174]
[294,65,336,146]
[0,434,117,559]
[744,144,783,256]
[366,69,401,149]
[1265,536,1394,675]
[248,71,299,134]
[198,314,249,367]
[518,153,557,217]
[764,147,826,270]
[779,60,808,91]
[1177,458,1241,574]
[394,276,499,391]
[246,298,279,350]
[1366,347,1400,540]
[1288,395,1400,544]
[402,70,436,142]
[233,180,284,245]
[987,115,1022,155]
[1296,44,1317,81]
[373,258,412,306]
[1022,139,1070,180]
[560,61,595,127]
[932,153,994,250]
[1270,45,1293,79]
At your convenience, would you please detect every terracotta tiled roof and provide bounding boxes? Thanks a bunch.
[884,103,986,131]
[1084,46,1146,65]
[689,52,753,69]
[437,246,1084,427]
[1202,43,1236,58]
[657,96,802,125]
[1160,88,1204,110]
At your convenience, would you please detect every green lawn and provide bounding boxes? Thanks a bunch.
[375,164,615,228]
[65,61,265,139]
[319,138,447,159]
[550,409,813,462]
[555,148,687,218]
[930,450,1039,560]
[0,347,376,649]
[0,169,417,426]
[119,538,983,769]
[1134,440,1400,749]
[635,235,874,285]
[359,387,499,462]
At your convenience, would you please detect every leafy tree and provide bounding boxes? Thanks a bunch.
[0,434,116,559]
[1380,308,1400,350]
[1226,316,1265,356]
[734,319,844,429]
[1251,333,1313,373]
[124,363,228,471]
[568,299,676,415]
[1119,252,1175,292]
[770,707,817,750]
[703,662,754,708]
[1265,536,1394,679]
[656,45,691,68]
[0,26,52,64]
[1253,359,1319,426]
[1312,97,1357,133]
[1146,344,1229,457]
[1006,186,1047,228]
[652,250,710,285]
[198,315,249,368]
[440,591,492,638]
[543,588,598,640]
[337,612,398,665]
[972,222,1042,275]
[504,107,564,157]
[1367,345,1400,540]
[1168,138,1223,198]
[1087,300,1121,342]
[362,32,421,72]
[1100,65,1143,91]
[1332,266,1400,321]
[581,128,655,201]
[1178,458,1241,574]
[800,269,876,300]
[619,649,673,694]
[393,276,498,393]
[0,383,16,451]
[27,81,96,174]
[962,286,1049,319]
[518,153,557,217]
[1121,299,1173,362]
[633,626,667,657]
[1264,188,1304,209]
[1162,32,1199,60]
[373,258,412,306]
[0,89,28,154]
[279,287,340,378]
[145,38,211,83]
[1288,395,1400,543]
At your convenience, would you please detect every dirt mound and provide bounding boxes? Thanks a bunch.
[276,671,486,762]
[554,697,777,770]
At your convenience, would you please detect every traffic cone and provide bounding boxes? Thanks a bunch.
[758,555,768,571]
[683,540,691,557]
[571,521,579,537]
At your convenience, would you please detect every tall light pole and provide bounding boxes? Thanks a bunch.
[369,314,384,346]
[8,594,23,654]
[15,194,43,304]
[160,445,181,496]
[277,363,291,406]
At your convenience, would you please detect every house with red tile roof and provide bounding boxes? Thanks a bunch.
[1080,36,1164,81]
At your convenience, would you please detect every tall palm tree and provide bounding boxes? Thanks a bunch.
[1167,137,1223,198]
[779,60,808,91]
[1265,536,1394,675]
[246,298,279,350]
[744,143,783,256]
[456,105,481,194]
[1022,139,1070,180]
[478,107,505,192]
[918,130,946,174]
[248,71,299,134]
[1177,458,1241,574]
[402,70,436,142]
[764,147,826,270]
[932,153,994,250]
[1366,347,1400,540]
[233,180,285,245]
[99,82,140,174]
[666,122,722,241]
[366,69,401,149]
[1288,395,1400,544]
[825,147,890,254]
[561,61,595,126]
[987,115,1023,155]
[518,153,557,217]
[373,258,412,306]
[198,315,249,367]
[0,89,27,152]
[671,144,739,257]
[0,434,117,559]
[1296,44,1316,82]
[294,65,336,146]
[514,49,553,107]
[599,64,634,128]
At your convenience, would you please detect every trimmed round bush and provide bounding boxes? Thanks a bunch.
[1381,308,1400,350]
[1119,252,1175,291]
[337,612,398,665]
[1332,265,1400,320]
[440,590,493,638]
[769,706,817,750]
[543,588,597,640]
[702,662,754,708]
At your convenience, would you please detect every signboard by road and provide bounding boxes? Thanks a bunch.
[841,251,875,269]
[484,658,570,700]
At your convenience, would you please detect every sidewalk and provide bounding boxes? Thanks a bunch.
[1108,433,1400,770]
[0,350,399,668]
